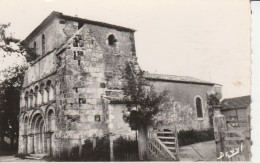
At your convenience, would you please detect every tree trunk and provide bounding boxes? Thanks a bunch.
[138,125,148,160]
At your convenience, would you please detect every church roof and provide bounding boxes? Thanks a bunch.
[144,73,218,86]
[23,11,135,44]
[221,95,251,110]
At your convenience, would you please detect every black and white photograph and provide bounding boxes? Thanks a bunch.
[0,0,256,162]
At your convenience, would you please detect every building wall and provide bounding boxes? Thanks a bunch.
[19,19,137,156]
[19,15,222,156]
[148,80,221,130]
[86,24,136,89]
[51,23,136,151]
[28,18,78,56]
[107,104,136,139]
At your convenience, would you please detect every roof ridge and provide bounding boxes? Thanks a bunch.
[144,72,218,85]
[222,95,251,100]
[145,72,208,79]
[23,11,135,44]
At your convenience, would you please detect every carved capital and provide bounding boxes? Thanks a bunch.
[22,135,28,138]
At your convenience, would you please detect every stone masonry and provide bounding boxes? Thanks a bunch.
[19,11,136,156]
[18,11,221,157]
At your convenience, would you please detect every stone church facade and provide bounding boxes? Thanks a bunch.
[18,11,221,156]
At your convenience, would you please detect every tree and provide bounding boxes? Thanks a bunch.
[207,92,221,127]
[122,61,168,160]
[0,24,37,152]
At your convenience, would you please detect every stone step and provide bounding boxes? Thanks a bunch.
[25,153,47,160]
[162,141,175,145]
[157,136,175,139]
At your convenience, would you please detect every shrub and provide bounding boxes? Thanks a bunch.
[113,136,139,161]
[81,136,110,161]
[178,128,214,146]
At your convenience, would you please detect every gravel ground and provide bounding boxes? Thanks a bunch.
[179,140,217,161]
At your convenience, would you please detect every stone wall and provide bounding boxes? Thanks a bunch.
[54,23,136,147]
[28,18,78,56]
[107,104,136,139]
[19,17,137,156]
[86,24,136,90]
[148,80,221,130]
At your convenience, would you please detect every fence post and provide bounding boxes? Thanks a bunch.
[109,133,115,161]
[212,105,227,161]
[175,126,179,161]
[79,135,82,158]
[68,136,71,158]
[93,134,96,150]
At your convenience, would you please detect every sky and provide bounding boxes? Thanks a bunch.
[250,1,260,163]
[0,0,251,98]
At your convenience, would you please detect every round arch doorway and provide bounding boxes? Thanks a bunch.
[31,113,47,154]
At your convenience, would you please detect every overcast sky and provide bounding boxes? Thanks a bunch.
[0,0,251,98]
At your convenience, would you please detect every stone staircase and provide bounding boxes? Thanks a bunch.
[147,128,179,161]
[25,153,47,160]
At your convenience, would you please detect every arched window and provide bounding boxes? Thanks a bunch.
[107,34,117,46]
[29,89,34,108]
[34,85,39,106]
[196,97,203,118]
[25,92,29,110]
[34,41,37,54]
[42,34,45,55]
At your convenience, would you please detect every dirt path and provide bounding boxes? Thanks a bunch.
[179,140,217,161]
[0,155,45,162]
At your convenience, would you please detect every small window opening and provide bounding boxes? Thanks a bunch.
[95,115,101,122]
[59,20,66,24]
[100,83,106,88]
[78,60,81,66]
[196,97,203,118]
[74,88,78,93]
[74,51,77,60]
[33,41,37,54]
[77,51,83,56]
[73,37,79,47]
[108,34,117,46]
[79,98,86,104]
[42,34,45,55]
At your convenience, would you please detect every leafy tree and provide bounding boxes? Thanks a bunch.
[122,61,168,160]
[207,92,221,127]
[0,24,37,152]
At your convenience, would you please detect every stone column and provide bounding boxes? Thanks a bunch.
[28,97,31,109]
[22,135,28,154]
[45,132,53,156]
[34,133,40,154]
[41,132,45,153]
[28,134,34,154]
[38,133,42,153]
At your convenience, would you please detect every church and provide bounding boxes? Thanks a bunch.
[18,11,221,157]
